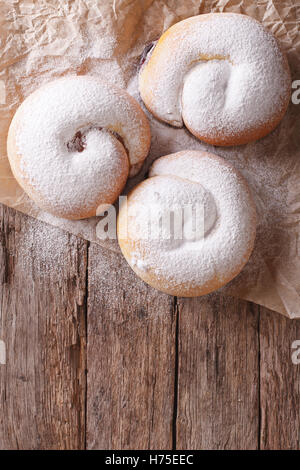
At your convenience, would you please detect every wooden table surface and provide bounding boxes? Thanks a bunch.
[0,204,299,450]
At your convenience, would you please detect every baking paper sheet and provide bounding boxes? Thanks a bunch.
[0,0,299,318]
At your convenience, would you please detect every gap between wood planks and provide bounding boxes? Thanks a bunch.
[85,241,261,450]
[172,296,179,450]
[83,240,90,451]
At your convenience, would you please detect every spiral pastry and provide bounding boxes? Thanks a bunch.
[139,13,291,146]
[7,76,151,219]
[118,150,256,297]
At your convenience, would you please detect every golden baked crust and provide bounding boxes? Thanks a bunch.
[139,13,291,147]
[7,76,151,220]
[118,150,257,297]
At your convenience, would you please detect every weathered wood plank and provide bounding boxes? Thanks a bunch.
[259,307,300,449]
[86,244,176,449]
[2,202,299,450]
[0,205,87,450]
[176,294,260,450]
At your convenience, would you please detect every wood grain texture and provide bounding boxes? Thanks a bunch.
[0,205,87,450]
[176,294,260,450]
[259,307,300,450]
[86,244,176,450]
[1,204,300,449]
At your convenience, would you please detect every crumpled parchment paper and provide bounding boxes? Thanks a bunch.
[1,0,299,318]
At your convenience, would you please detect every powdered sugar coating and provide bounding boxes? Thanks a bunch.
[118,151,256,296]
[8,76,150,219]
[139,13,291,145]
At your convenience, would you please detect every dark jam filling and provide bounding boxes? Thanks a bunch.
[67,130,87,152]
[67,127,129,156]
